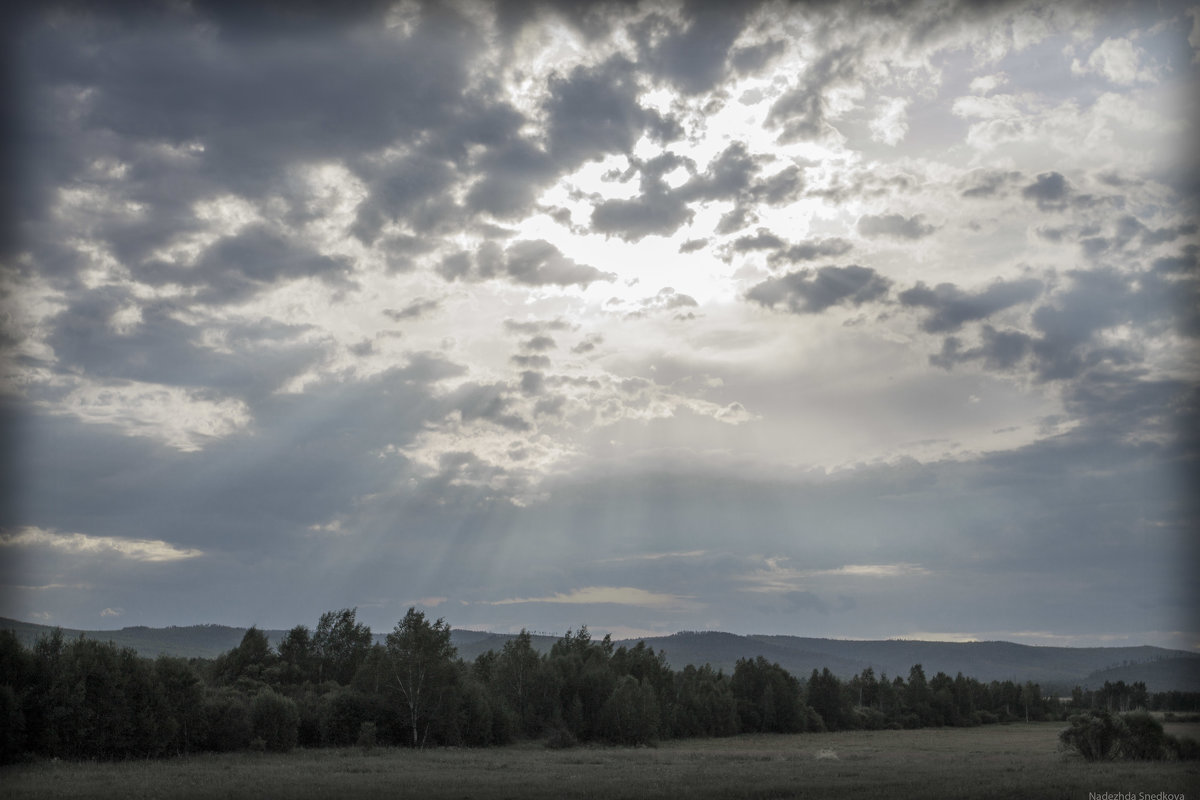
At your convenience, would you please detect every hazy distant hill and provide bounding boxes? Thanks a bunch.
[1081,657,1200,693]
[3,617,1197,692]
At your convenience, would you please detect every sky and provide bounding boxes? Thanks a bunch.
[1,0,1197,650]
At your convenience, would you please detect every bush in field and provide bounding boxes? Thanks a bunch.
[1119,712,1168,760]
[319,688,375,747]
[544,723,578,749]
[357,721,377,751]
[1059,711,1129,761]
[1060,710,1197,762]
[250,690,299,753]
[1168,734,1200,760]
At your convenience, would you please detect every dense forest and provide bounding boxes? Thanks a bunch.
[3,608,1197,762]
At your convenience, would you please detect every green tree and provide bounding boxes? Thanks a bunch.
[214,627,274,685]
[547,627,615,741]
[250,689,300,752]
[671,664,738,738]
[385,608,457,747]
[277,625,315,684]
[490,630,551,737]
[314,608,373,685]
[601,676,660,745]
[154,656,205,754]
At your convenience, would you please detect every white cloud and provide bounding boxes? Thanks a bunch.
[489,586,700,610]
[742,558,930,593]
[1,527,204,563]
[1070,37,1156,85]
[35,379,250,452]
[869,97,910,146]
[100,607,124,617]
[968,73,1007,94]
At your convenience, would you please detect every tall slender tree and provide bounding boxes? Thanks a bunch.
[385,608,457,747]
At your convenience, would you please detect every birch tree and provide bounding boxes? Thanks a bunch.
[385,608,456,747]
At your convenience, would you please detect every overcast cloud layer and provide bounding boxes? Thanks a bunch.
[2,0,1197,649]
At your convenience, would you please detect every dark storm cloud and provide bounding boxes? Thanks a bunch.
[899,277,1043,333]
[591,152,695,241]
[11,352,468,553]
[746,265,891,314]
[544,56,667,167]
[350,152,462,244]
[729,229,786,253]
[767,238,853,266]
[383,299,441,322]
[1027,268,1158,381]
[767,45,858,142]
[682,143,759,202]
[960,169,1021,198]
[438,240,614,287]
[592,143,775,241]
[730,39,787,75]
[44,287,323,399]
[635,0,757,95]
[591,191,694,241]
[521,335,558,352]
[446,382,531,432]
[750,165,805,206]
[929,326,1034,371]
[856,213,936,240]
[928,261,1200,384]
[463,137,558,221]
[502,240,616,287]
[9,2,508,301]
[133,225,354,304]
[1021,171,1070,210]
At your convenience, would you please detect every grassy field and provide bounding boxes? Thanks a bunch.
[3,723,1198,800]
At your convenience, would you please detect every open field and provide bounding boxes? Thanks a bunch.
[3,723,1198,800]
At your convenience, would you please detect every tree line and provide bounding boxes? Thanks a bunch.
[2,608,1197,762]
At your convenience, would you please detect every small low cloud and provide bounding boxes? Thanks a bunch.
[899,278,1043,333]
[1070,37,1156,86]
[1,527,204,562]
[746,265,891,314]
[101,607,125,618]
[742,558,929,594]
[489,586,699,610]
[857,213,936,239]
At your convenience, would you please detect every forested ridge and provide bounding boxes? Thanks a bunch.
[2,608,1197,762]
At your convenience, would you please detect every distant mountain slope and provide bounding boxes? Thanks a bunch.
[1081,657,1200,693]
[3,617,1196,691]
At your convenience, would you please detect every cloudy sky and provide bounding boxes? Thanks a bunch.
[1,0,1197,649]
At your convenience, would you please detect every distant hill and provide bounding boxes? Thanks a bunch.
[3,617,1197,692]
[1081,657,1200,693]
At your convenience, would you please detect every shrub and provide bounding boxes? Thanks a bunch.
[202,690,252,752]
[1165,734,1199,761]
[1059,711,1128,761]
[319,688,374,747]
[357,721,377,751]
[250,690,299,753]
[973,710,999,726]
[1119,712,1168,760]
[544,724,578,749]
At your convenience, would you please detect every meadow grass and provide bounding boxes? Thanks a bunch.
[3,723,1197,800]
